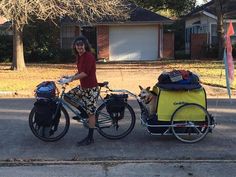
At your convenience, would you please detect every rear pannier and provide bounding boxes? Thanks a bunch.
[105,94,128,120]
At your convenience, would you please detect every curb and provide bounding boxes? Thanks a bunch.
[0,91,33,98]
[0,91,17,97]
[1,159,236,167]
[0,85,235,98]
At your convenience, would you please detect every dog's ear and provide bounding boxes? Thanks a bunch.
[139,85,143,90]
[146,86,151,91]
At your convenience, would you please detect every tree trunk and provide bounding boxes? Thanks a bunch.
[215,0,225,60]
[11,23,26,70]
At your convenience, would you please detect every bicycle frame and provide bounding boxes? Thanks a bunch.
[56,84,91,124]
[56,82,110,123]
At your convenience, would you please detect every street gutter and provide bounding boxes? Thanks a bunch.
[1,159,236,167]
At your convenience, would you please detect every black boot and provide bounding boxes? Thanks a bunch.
[77,128,94,146]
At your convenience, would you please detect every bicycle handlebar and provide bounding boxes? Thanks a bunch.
[57,79,139,100]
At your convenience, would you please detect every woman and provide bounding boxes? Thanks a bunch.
[65,36,98,146]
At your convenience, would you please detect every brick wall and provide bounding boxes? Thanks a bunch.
[163,32,174,59]
[191,34,207,59]
[97,26,109,60]
[75,26,80,36]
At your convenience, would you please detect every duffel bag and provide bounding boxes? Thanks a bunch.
[35,81,58,99]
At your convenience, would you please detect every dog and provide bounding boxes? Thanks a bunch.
[138,85,157,115]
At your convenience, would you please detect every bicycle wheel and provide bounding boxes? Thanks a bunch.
[29,105,70,142]
[171,103,210,143]
[95,102,136,140]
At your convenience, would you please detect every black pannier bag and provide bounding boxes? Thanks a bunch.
[34,99,61,128]
[105,94,128,120]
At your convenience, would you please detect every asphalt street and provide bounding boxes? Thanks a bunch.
[0,98,236,176]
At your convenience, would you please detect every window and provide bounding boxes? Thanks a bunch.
[229,23,236,45]
[61,25,76,49]
[185,27,191,43]
[211,24,218,45]
[192,25,208,34]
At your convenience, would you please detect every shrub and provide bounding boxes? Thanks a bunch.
[201,44,218,59]
[175,50,190,59]
[232,44,236,58]
[0,34,13,62]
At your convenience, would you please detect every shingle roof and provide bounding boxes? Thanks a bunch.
[185,0,236,19]
[129,5,171,22]
[62,4,172,25]
[97,4,172,24]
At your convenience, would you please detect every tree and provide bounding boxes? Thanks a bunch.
[213,0,236,59]
[214,0,225,59]
[0,0,129,70]
[131,0,196,17]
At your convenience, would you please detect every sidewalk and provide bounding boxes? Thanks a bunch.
[0,84,235,98]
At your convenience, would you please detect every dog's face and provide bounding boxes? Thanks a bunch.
[138,86,153,103]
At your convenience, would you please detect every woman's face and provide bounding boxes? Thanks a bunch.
[75,41,86,56]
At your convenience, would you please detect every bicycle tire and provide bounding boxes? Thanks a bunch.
[171,103,210,143]
[95,102,136,140]
[29,105,70,142]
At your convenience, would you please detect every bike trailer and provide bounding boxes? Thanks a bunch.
[157,87,206,121]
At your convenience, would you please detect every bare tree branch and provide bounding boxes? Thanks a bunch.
[0,0,129,30]
[0,0,129,70]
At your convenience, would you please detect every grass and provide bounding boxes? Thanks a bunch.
[0,60,235,97]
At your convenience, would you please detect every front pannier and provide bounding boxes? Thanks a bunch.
[105,94,128,120]
[34,99,61,127]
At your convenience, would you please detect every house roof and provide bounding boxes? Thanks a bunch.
[61,4,172,26]
[185,0,236,20]
[185,1,214,18]
[96,4,172,25]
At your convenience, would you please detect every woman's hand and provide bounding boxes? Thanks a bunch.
[63,75,74,79]
[58,76,73,84]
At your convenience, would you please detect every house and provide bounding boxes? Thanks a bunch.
[184,0,236,58]
[60,4,173,61]
[0,16,12,35]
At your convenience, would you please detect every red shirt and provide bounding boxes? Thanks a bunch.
[76,52,98,88]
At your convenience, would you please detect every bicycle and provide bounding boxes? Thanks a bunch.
[29,79,215,143]
[28,80,136,142]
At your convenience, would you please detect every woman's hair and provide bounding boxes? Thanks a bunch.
[72,35,92,55]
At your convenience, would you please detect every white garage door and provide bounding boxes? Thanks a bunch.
[109,25,159,61]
